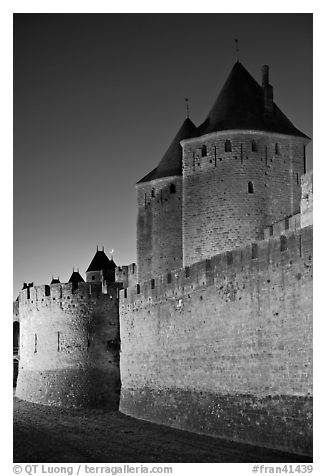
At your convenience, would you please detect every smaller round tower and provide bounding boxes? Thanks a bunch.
[15,273,121,407]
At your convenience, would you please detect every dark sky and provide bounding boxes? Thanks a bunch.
[13,13,312,297]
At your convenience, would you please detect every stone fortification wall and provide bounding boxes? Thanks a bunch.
[136,176,183,283]
[119,226,313,455]
[181,131,307,266]
[300,170,313,228]
[16,282,121,408]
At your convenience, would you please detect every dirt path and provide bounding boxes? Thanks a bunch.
[13,397,312,463]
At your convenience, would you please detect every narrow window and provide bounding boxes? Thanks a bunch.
[265,145,268,165]
[226,251,233,265]
[251,140,257,152]
[303,145,306,174]
[185,266,190,278]
[280,235,288,252]
[136,284,140,294]
[296,173,299,185]
[275,143,280,155]
[124,288,127,298]
[170,183,176,194]
[248,181,254,194]
[92,275,95,281]
[252,243,258,259]
[151,279,155,289]
[167,272,172,284]
[225,140,232,152]
[151,189,155,197]
[34,333,37,353]
[45,285,50,297]
[57,332,60,352]
[201,145,207,157]
[144,193,147,208]
[285,217,289,230]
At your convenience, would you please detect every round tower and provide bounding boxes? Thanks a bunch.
[181,62,310,266]
[15,281,121,408]
[136,117,197,283]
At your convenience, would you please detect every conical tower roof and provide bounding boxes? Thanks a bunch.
[68,271,84,284]
[137,117,197,184]
[197,62,309,139]
[86,250,116,273]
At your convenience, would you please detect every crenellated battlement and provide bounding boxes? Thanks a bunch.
[263,213,301,239]
[120,225,312,307]
[19,281,121,308]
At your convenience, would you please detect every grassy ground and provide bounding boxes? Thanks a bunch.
[13,397,312,463]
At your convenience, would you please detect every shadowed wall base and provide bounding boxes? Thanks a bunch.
[120,387,312,456]
[16,368,121,408]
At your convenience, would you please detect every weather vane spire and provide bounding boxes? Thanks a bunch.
[185,98,190,119]
[235,37,239,62]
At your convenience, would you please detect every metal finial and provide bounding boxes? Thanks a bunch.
[185,98,190,119]
[235,37,239,62]
[96,245,98,251]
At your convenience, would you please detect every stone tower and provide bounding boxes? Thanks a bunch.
[15,254,121,407]
[86,248,117,283]
[136,117,197,282]
[181,62,310,265]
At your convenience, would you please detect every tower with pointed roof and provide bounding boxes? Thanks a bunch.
[136,117,197,282]
[86,247,117,283]
[180,62,310,265]
[136,61,310,276]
